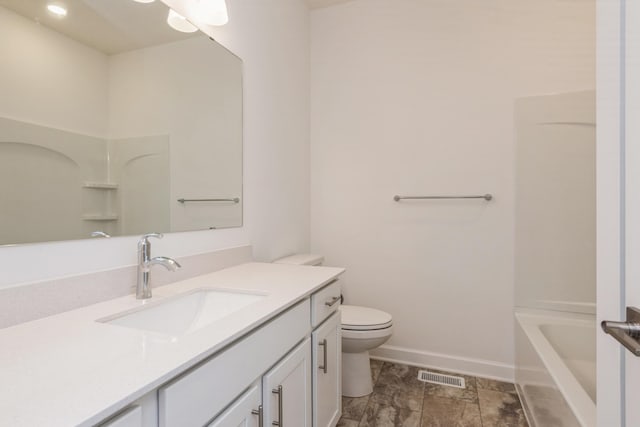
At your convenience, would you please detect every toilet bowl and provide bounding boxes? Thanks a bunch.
[274,254,393,397]
[341,304,393,396]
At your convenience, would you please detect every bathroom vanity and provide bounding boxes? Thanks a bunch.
[0,263,344,427]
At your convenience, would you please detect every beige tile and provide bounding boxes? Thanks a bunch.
[375,363,424,393]
[476,377,517,394]
[373,363,425,412]
[421,395,482,427]
[478,388,528,427]
[423,370,478,403]
[360,393,422,427]
[336,418,360,427]
[338,361,531,427]
[371,358,383,384]
[342,395,370,420]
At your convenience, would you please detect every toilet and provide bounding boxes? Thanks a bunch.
[274,254,393,397]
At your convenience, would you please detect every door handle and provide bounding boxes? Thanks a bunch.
[602,306,640,356]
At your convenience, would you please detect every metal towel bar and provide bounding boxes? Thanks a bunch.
[393,194,493,202]
[177,198,240,204]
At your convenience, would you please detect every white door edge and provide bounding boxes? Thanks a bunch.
[596,0,624,425]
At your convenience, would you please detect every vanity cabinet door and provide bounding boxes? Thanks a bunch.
[263,337,312,427]
[98,392,158,427]
[312,312,342,427]
[207,383,261,427]
[158,301,310,427]
[98,406,142,427]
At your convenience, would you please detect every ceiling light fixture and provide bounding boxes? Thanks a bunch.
[46,3,67,17]
[194,0,228,26]
[167,9,198,33]
[132,0,156,3]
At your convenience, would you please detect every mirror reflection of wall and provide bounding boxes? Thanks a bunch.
[0,1,242,246]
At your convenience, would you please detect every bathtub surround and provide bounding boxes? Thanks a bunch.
[310,0,594,380]
[514,90,596,426]
[515,91,596,313]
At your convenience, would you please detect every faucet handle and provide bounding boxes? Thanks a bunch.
[142,233,163,240]
[90,231,111,238]
[138,233,163,247]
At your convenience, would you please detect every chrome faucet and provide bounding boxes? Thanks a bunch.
[90,231,111,238]
[136,233,181,299]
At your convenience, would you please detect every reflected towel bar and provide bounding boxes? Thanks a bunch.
[178,198,240,204]
[393,194,493,202]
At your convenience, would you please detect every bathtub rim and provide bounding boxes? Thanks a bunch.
[515,309,596,427]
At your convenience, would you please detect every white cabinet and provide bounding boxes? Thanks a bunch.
[311,279,341,327]
[99,406,142,427]
[207,337,312,427]
[96,275,343,427]
[312,312,342,427]
[207,383,261,427]
[158,301,310,427]
[99,392,158,427]
[263,338,312,427]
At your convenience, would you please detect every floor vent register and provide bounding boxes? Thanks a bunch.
[417,370,466,389]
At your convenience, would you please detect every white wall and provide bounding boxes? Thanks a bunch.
[108,36,243,231]
[310,0,594,377]
[0,0,310,287]
[0,6,109,137]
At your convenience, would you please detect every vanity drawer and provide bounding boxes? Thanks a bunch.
[311,279,341,327]
[158,299,311,427]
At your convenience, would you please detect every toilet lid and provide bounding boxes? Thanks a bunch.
[340,305,393,331]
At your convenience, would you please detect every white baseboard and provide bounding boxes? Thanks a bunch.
[370,344,515,383]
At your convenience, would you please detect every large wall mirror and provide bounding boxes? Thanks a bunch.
[0,0,242,245]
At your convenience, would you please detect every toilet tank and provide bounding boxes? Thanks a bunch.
[273,254,324,266]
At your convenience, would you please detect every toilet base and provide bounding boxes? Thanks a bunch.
[342,351,374,397]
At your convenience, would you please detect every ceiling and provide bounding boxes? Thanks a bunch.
[0,0,197,55]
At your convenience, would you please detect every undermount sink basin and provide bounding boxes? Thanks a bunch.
[99,289,266,336]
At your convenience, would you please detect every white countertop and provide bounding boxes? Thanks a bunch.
[0,262,344,427]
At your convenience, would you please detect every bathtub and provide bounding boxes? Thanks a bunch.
[515,310,596,427]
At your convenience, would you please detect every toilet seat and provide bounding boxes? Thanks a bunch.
[341,305,393,331]
[272,253,394,398]
[341,326,393,340]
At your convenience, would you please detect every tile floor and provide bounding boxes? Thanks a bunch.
[337,360,529,427]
